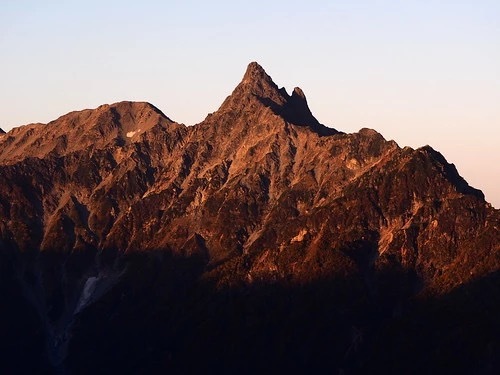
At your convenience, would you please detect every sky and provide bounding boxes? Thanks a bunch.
[1,0,499,207]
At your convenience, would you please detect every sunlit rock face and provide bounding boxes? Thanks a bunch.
[0,63,498,374]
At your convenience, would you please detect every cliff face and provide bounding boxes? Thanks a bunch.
[0,63,498,374]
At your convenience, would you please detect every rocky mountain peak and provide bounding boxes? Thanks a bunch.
[238,61,283,99]
[242,61,273,84]
[0,101,176,164]
[292,86,306,100]
[219,61,288,108]
[94,101,170,122]
[207,62,337,136]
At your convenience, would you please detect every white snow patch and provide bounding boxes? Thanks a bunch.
[76,276,99,313]
[74,270,124,315]
[126,129,141,138]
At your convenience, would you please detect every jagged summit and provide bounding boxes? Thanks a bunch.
[241,61,275,86]
[292,86,306,100]
[216,61,288,110]
[211,62,337,136]
[238,62,287,102]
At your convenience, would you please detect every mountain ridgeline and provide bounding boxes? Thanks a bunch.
[0,63,498,374]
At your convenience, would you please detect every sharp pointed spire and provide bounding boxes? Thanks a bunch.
[242,62,272,83]
[207,62,337,136]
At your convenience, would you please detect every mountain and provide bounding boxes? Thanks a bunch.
[0,62,498,374]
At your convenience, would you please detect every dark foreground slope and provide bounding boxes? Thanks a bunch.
[0,63,498,374]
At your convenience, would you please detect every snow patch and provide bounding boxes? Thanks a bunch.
[76,276,99,313]
[75,270,123,314]
[126,129,141,138]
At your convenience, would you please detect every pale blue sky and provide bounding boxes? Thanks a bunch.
[1,0,499,206]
